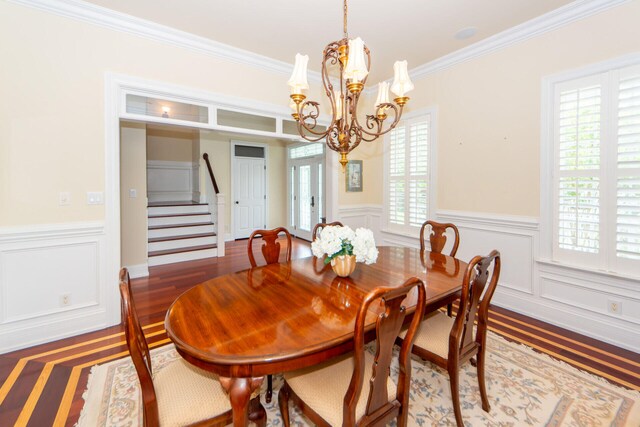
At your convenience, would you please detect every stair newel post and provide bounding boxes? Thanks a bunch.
[216,193,225,256]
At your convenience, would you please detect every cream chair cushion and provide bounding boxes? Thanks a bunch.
[400,311,454,359]
[153,358,231,426]
[284,351,397,426]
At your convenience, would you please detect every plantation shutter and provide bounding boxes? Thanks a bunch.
[555,76,602,258]
[387,115,430,232]
[389,125,406,225]
[615,65,640,269]
[553,64,640,276]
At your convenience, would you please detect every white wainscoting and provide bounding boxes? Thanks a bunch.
[147,160,199,202]
[0,222,109,353]
[337,205,640,352]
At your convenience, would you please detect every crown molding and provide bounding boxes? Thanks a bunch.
[8,0,629,87]
[409,0,631,81]
[7,0,323,82]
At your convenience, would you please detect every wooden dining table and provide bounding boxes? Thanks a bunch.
[165,246,467,426]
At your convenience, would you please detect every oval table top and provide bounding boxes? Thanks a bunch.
[165,246,466,377]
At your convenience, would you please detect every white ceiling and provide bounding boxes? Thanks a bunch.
[83,0,575,82]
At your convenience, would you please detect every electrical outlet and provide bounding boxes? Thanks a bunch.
[61,294,71,307]
[129,189,137,198]
[59,192,71,206]
[608,300,621,314]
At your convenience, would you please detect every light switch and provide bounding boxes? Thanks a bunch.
[59,192,71,206]
[87,192,104,205]
[129,189,137,198]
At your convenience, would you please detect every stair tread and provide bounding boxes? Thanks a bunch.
[148,222,214,230]
[148,201,208,207]
[148,213,210,218]
[149,232,217,243]
[149,244,218,257]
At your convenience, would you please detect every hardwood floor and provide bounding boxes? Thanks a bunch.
[0,238,638,426]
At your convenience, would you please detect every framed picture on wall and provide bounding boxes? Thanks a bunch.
[346,160,363,192]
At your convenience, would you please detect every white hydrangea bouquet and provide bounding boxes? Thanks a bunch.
[311,225,378,265]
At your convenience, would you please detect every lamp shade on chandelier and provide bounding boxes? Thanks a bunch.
[287,0,414,168]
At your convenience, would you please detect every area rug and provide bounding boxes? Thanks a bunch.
[77,332,640,426]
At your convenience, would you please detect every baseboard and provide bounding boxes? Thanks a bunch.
[126,263,149,278]
[493,289,640,353]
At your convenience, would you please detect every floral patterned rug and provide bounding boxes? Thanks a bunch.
[78,332,640,426]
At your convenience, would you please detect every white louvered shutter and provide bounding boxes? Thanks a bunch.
[553,64,640,276]
[555,77,602,261]
[387,115,431,233]
[614,65,640,274]
[389,125,406,226]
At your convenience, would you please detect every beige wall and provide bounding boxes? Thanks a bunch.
[146,127,195,162]
[337,137,384,205]
[0,2,319,227]
[120,122,147,266]
[337,1,640,217]
[199,132,288,236]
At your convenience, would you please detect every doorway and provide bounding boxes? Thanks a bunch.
[288,143,325,241]
[232,142,267,239]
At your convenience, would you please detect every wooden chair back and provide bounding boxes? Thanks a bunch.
[311,221,343,241]
[119,268,159,426]
[344,277,426,426]
[248,227,292,267]
[419,220,460,256]
[450,250,501,359]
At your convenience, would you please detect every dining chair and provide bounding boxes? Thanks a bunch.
[312,221,344,241]
[247,227,292,402]
[278,277,427,427]
[400,250,501,427]
[420,220,460,316]
[248,227,292,267]
[119,268,266,427]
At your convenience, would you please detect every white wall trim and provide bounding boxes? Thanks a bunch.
[126,263,149,279]
[408,0,631,81]
[436,210,539,231]
[7,0,322,83]
[0,221,108,352]
[0,221,104,242]
[10,0,629,91]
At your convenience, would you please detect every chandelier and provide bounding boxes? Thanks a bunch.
[287,0,414,168]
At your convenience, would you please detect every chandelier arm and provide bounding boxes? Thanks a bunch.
[354,103,403,139]
[296,101,331,138]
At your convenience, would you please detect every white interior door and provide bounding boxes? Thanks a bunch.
[233,156,266,239]
[291,158,323,241]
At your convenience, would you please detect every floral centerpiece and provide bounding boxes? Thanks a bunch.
[311,225,378,277]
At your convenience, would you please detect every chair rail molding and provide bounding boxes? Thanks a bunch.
[0,222,107,353]
[337,205,639,352]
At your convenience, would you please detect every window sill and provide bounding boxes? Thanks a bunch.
[537,258,640,283]
[379,228,420,240]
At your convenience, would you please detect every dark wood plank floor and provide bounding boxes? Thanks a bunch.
[0,239,638,427]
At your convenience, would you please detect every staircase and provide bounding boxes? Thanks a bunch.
[147,201,218,266]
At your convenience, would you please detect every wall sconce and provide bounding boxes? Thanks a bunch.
[161,106,171,118]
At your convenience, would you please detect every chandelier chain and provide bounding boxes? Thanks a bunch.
[343,0,348,39]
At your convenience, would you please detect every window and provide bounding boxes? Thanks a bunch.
[385,113,433,235]
[546,61,640,277]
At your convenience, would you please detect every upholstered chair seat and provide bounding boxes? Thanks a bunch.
[283,351,397,426]
[399,311,454,359]
[153,357,232,426]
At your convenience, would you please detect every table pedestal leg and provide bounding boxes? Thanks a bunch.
[220,376,264,427]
